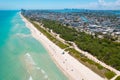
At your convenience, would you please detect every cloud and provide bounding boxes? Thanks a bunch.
[75,0,120,10]
[98,0,105,5]
[96,0,120,10]
[115,0,120,6]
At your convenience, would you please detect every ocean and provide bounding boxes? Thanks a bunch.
[0,10,68,80]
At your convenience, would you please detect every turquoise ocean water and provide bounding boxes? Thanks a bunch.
[0,10,68,80]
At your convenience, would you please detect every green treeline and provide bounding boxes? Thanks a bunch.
[41,19,120,70]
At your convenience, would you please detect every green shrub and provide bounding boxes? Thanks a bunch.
[115,76,120,80]
[105,71,115,79]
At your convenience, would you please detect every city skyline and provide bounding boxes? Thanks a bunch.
[0,0,120,10]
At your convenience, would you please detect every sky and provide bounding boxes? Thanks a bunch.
[0,0,120,10]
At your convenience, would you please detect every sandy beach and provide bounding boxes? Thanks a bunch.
[20,14,104,80]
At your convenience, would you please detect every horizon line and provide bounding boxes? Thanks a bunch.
[0,8,120,11]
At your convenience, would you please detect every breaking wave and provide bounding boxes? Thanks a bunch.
[24,53,49,80]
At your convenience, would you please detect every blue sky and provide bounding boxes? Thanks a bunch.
[0,0,120,10]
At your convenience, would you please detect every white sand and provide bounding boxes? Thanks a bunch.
[29,76,33,80]
[20,14,104,80]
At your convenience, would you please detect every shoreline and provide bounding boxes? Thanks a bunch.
[20,13,104,80]
[20,14,72,80]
